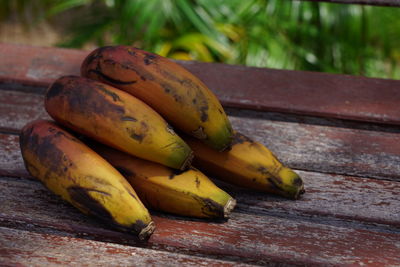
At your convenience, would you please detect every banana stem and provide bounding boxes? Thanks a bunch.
[223,198,237,218]
[138,221,156,241]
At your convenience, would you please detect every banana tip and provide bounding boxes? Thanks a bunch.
[138,221,155,241]
[223,198,236,218]
[292,186,305,200]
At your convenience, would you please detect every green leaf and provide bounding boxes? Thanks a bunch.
[47,0,90,17]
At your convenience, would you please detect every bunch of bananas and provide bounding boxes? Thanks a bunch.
[19,46,304,240]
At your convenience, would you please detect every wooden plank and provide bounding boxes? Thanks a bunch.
[3,124,400,227]
[185,62,400,126]
[3,112,400,228]
[0,90,51,132]
[2,43,400,126]
[231,171,400,228]
[298,0,400,7]
[3,145,400,230]
[0,227,246,267]
[2,90,400,181]
[0,43,84,88]
[229,109,400,181]
[0,134,27,178]
[0,176,399,266]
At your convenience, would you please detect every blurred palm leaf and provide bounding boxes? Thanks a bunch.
[1,0,400,79]
[47,0,92,16]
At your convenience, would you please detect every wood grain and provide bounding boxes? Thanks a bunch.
[229,109,400,181]
[228,171,400,228]
[4,139,400,230]
[3,89,400,181]
[0,89,50,132]
[2,43,400,266]
[0,134,26,178]
[4,118,400,228]
[0,176,399,266]
[4,119,400,227]
[0,226,248,267]
[2,43,400,126]
[0,43,84,88]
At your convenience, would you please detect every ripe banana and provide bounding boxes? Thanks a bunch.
[89,142,236,219]
[185,132,305,199]
[19,120,154,239]
[44,75,192,170]
[80,45,233,151]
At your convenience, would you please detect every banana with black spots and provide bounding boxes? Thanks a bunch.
[90,142,236,219]
[185,132,305,199]
[19,120,154,239]
[81,45,233,151]
[45,75,192,170]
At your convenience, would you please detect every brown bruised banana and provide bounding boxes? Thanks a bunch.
[19,120,154,240]
[88,141,236,219]
[184,132,305,199]
[80,45,233,151]
[44,75,192,170]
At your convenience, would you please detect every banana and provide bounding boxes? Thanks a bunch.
[44,75,192,170]
[80,45,233,151]
[89,141,236,219]
[19,120,154,240]
[185,132,305,199]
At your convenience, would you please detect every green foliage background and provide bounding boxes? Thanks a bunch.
[2,0,400,79]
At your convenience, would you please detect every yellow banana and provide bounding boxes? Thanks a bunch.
[19,120,154,239]
[90,142,236,219]
[80,45,233,151]
[44,75,192,170]
[185,132,305,199]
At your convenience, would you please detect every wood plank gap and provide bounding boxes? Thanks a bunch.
[0,129,20,135]
[0,81,47,94]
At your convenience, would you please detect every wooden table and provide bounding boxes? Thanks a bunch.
[0,43,399,266]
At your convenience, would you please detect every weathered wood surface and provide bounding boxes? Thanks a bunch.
[2,43,400,266]
[0,43,84,88]
[299,0,400,7]
[0,227,249,267]
[1,176,399,266]
[232,171,400,228]
[2,43,400,126]
[3,89,400,181]
[0,134,25,178]
[2,133,400,228]
[0,89,50,132]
